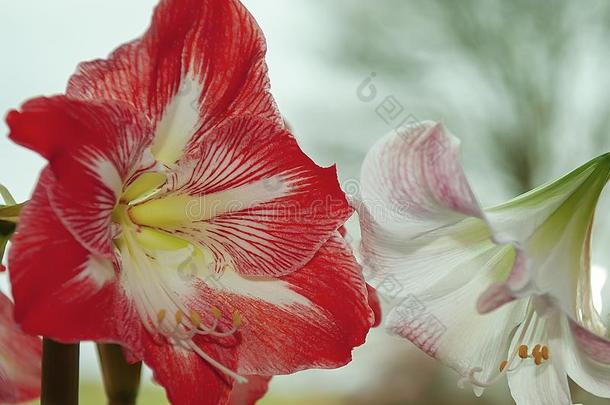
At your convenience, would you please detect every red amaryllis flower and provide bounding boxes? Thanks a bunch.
[0,291,41,403]
[5,0,374,403]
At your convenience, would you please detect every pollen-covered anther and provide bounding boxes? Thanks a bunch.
[175,310,183,325]
[189,310,202,327]
[157,309,167,323]
[232,311,242,328]
[499,360,509,372]
[518,345,529,359]
[211,306,222,320]
[532,344,541,357]
[541,345,549,360]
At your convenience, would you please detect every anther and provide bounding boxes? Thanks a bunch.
[232,312,242,328]
[541,346,549,360]
[532,344,541,357]
[211,307,222,319]
[157,309,167,323]
[534,354,543,366]
[499,360,509,372]
[518,345,529,359]
[175,310,183,325]
[189,310,201,327]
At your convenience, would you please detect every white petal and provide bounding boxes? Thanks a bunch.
[359,121,483,240]
[486,154,610,318]
[561,316,610,398]
[358,122,529,386]
[507,312,574,405]
[385,257,528,389]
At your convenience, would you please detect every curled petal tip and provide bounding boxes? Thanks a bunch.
[477,283,516,314]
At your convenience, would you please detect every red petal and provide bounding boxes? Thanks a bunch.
[189,233,373,376]
[142,334,235,405]
[7,96,151,258]
[67,0,279,159]
[8,169,142,350]
[228,376,271,405]
[137,117,352,277]
[0,292,41,403]
[366,284,382,328]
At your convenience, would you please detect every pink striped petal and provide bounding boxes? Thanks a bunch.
[561,317,610,398]
[357,122,529,385]
[67,0,279,165]
[7,96,151,258]
[358,122,523,308]
[0,292,41,404]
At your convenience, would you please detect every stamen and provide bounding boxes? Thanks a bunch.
[232,312,242,328]
[459,304,546,390]
[532,344,541,357]
[518,345,529,359]
[189,310,202,327]
[119,224,244,384]
[541,346,549,360]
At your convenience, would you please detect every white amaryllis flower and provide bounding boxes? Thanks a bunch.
[356,121,610,405]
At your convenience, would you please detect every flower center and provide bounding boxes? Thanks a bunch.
[111,171,246,383]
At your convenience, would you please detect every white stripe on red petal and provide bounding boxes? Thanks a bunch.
[7,97,152,258]
[128,117,352,277]
[185,234,372,376]
[152,74,205,166]
[9,169,142,350]
[67,0,280,164]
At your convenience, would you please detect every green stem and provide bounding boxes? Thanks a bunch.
[41,339,80,405]
[97,343,142,405]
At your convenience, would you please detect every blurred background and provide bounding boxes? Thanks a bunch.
[2,0,610,403]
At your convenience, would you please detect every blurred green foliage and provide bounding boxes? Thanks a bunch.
[331,0,610,195]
